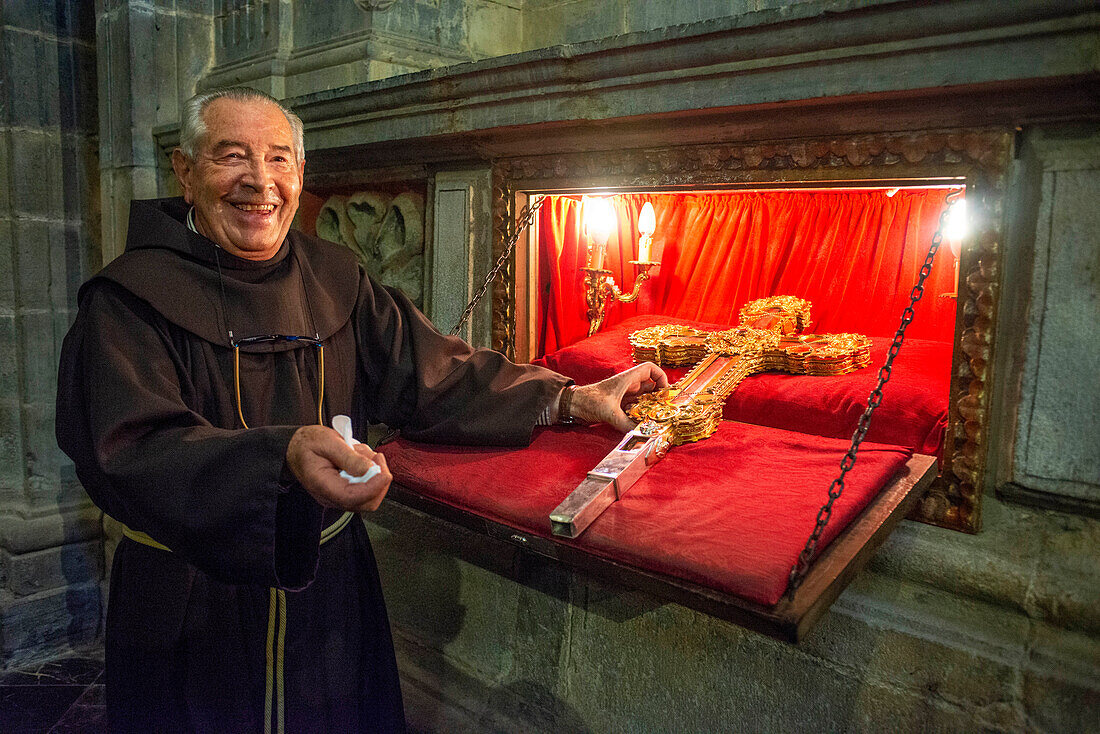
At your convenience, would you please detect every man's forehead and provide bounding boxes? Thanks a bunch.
[201,97,295,146]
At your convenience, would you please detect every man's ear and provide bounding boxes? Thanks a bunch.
[171,149,195,204]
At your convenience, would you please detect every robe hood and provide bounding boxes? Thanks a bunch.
[85,197,360,350]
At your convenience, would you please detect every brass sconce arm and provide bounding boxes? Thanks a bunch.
[582,260,660,336]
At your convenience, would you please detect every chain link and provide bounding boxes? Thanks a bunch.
[450,195,547,336]
[785,190,963,599]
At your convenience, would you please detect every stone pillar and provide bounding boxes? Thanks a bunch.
[96,0,216,263]
[0,0,104,667]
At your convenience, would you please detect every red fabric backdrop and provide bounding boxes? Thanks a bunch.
[536,189,959,356]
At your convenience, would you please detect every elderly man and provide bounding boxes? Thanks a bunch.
[56,87,665,732]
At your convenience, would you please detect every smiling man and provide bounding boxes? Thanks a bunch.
[56,87,665,733]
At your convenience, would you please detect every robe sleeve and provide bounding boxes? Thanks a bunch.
[56,281,324,590]
[353,275,570,445]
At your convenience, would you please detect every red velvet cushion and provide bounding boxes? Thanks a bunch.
[381,421,912,607]
[534,315,950,456]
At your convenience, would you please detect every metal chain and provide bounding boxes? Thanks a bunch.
[785,190,963,599]
[450,195,547,336]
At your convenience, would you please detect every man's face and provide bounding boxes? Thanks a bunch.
[171,97,303,261]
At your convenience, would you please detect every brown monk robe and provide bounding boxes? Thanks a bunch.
[57,197,569,732]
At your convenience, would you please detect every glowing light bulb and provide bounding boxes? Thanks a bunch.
[945,199,968,255]
[585,198,616,247]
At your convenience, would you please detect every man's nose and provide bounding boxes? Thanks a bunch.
[241,157,274,190]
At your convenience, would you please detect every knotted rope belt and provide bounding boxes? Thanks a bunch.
[120,510,355,734]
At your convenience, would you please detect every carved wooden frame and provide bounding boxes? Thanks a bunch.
[492,128,1012,533]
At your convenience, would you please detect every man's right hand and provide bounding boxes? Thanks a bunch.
[286,425,392,512]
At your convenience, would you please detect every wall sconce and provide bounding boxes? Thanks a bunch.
[580,199,660,336]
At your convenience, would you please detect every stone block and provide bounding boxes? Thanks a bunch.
[0,219,14,307]
[0,401,25,507]
[96,8,128,167]
[153,0,214,13]
[9,130,63,219]
[12,218,53,309]
[172,12,215,117]
[0,503,102,556]
[56,40,99,134]
[98,7,159,169]
[524,1,625,49]
[1,0,53,34]
[292,1,368,51]
[20,401,69,509]
[55,223,96,309]
[1031,513,1100,635]
[0,581,101,668]
[96,0,131,15]
[624,0,753,34]
[3,539,104,597]
[17,310,57,401]
[0,138,10,215]
[213,0,277,64]
[150,8,180,126]
[57,0,97,43]
[506,561,573,690]
[59,133,101,245]
[0,315,18,407]
[3,27,60,129]
[123,7,161,166]
[1022,663,1100,732]
[48,222,70,312]
[416,0,463,50]
[466,1,525,59]
[368,518,519,677]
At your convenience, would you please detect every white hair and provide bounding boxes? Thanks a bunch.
[178,87,305,162]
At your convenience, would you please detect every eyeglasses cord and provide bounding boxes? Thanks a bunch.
[233,343,325,430]
[213,242,326,430]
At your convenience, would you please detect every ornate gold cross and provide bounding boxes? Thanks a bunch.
[549,296,873,537]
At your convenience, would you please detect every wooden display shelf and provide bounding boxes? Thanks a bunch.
[384,454,937,643]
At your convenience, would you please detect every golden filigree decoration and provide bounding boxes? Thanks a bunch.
[625,297,871,445]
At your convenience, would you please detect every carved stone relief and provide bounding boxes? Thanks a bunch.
[493,128,1011,533]
[316,191,426,306]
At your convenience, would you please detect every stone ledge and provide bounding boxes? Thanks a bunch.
[0,504,102,556]
[1,539,104,597]
[151,1,1100,157]
[870,495,1100,637]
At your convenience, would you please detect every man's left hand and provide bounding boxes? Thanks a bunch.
[569,362,669,432]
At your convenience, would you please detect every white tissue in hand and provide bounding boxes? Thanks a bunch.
[332,415,381,483]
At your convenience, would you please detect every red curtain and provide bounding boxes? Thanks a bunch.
[536,189,959,356]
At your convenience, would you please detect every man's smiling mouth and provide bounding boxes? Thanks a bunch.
[232,203,277,213]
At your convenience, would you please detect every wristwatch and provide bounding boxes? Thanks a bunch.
[557,384,579,425]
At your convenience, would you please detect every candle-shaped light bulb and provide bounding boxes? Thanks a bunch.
[637,201,656,261]
[638,202,656,236]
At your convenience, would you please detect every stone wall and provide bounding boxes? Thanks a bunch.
[0,0,104,667]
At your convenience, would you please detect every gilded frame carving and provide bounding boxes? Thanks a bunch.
[491,128,1012,533]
